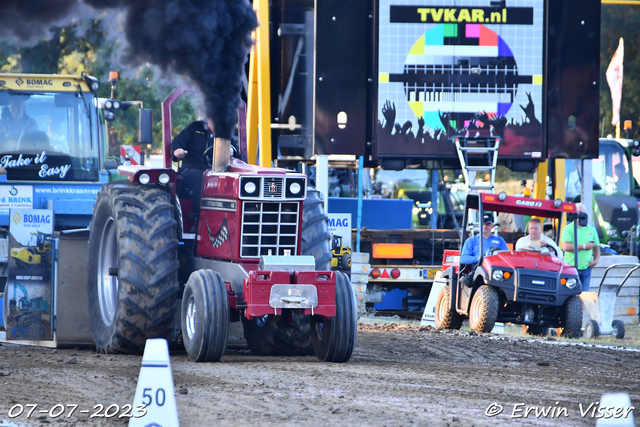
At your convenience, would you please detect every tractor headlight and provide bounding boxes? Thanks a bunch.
[244,181,256,194]
[553,198,563,208]
[138,173,151,185]
[112,100,121,110]
[290,182,301,195]
[566,278,577,289]
[104,100,113,109]
[492,270,504,281]
[285,178,306,199]
[498,191,507,201]
[158,173,171,184]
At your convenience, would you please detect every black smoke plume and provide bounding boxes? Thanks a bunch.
[0,0,81,41]
[1,0,258,140]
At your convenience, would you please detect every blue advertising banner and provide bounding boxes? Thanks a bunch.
[4,209,54,341]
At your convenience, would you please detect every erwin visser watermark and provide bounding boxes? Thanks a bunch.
[485,402,635,419]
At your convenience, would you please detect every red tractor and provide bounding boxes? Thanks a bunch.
[435,192,584,338]
[85,102,357,363]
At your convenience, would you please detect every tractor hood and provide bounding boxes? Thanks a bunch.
[484,250,576,275]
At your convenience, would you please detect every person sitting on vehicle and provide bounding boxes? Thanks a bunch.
[458,213,508,286]
[515,217,563,258]
[171,117,215,211]
[614,162,630,194]
[0,97,38,149]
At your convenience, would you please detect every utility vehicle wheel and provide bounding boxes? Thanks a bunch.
[181,270,229,362]
[468,285,499,333]
[434,285,463,330]
[583,319,600,339]
[612,319,625,339]
[87,182,180,354]
[559,296,583,338]
[521,325,550,336]
[310,271,357,363]
[243,186,331,356]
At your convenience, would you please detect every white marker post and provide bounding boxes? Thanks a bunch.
[595,393,635,427]
[129,339,179,427]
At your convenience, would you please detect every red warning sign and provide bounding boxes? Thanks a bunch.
[121,145,142,165]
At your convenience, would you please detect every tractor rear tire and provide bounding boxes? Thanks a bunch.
[243,186,331,356]
[468,285,499,333]
[434,285,463,330]
[612,319,625,339]
[301,187,332,270]
[310,271,358,363]
[560,295,583,338]
[181,270,229,362]
[87,182,180,354]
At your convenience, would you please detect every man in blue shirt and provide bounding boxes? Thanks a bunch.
[460,212,509,265]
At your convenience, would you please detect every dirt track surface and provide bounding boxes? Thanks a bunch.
[1,323,639,427]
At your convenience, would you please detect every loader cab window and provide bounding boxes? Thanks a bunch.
[0,91,100,181]
[565,142,631,199]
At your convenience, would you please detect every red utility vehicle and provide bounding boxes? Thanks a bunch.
[435,192,584,338]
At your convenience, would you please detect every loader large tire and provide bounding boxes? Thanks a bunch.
[182,270,229,362]
[242,186,331,356]
[87,182,180,354]
[310,271,358,362]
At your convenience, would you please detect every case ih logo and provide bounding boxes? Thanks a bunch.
[15,77,24,86]
[515,199,542,207]
[269,182,276,193]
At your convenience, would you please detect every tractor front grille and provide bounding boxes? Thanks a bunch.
[240,201,299,258]
[263,178,284,198]
[519,272,557,292]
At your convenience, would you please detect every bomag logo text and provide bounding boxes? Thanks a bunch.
[26,79,53,86]
[23,213,51,224]
[515,199,543,207]
[416,8,507,23]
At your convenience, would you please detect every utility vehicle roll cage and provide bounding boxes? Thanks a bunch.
[461,192,581,270]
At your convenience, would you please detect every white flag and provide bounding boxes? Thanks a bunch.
[606,38,624,126]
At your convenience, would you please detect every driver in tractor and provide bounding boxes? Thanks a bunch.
[515,217,563,258]
[0,96,38,149]
[459,212,508,286]
[171,117,240,214]
[171,117,216,213]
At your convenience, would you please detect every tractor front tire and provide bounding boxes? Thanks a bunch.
[434,285,463,330]
[87,182,180,354]
[468,285,499,333]
[181,270,229,362]
[559,296,583,338]
[310,271,357,363]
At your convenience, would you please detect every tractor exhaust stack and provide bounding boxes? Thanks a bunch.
[213,137,231,172]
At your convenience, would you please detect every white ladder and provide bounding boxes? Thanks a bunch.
[454,137,500,193]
